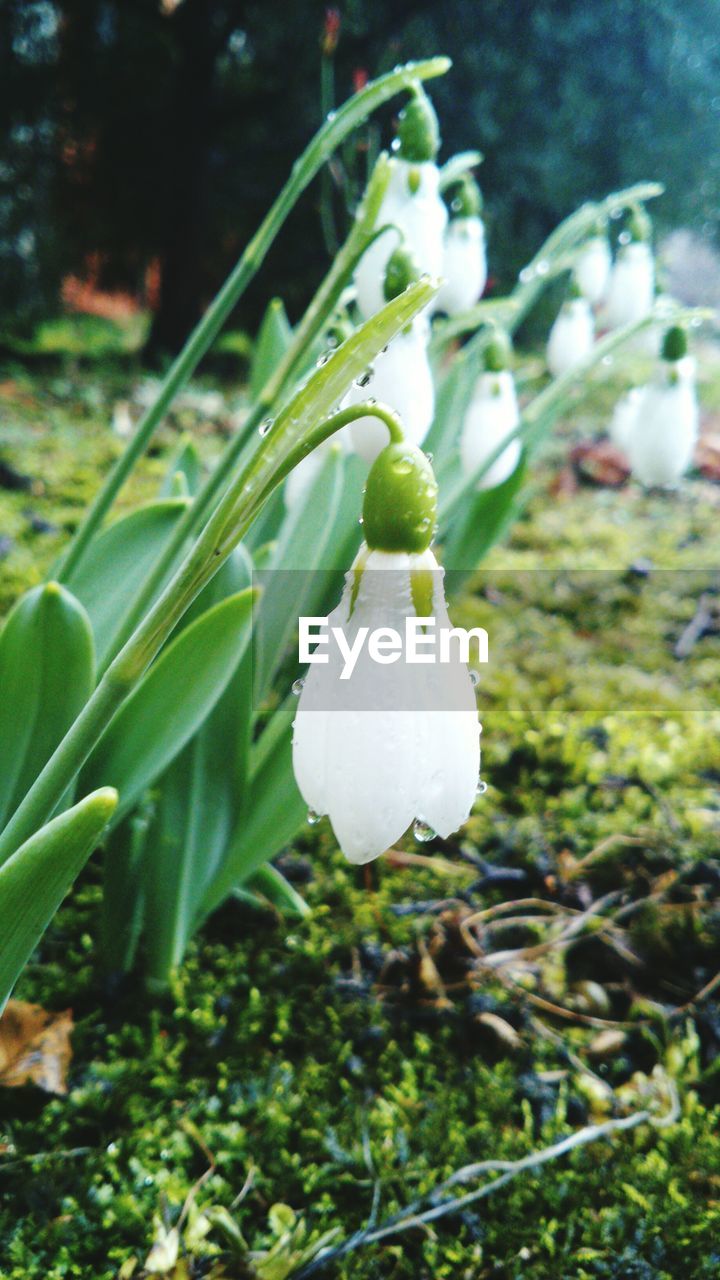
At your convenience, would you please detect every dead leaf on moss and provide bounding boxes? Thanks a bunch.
[0,1000,73,1094]
[695,433,720,482]
[569,440,630,488]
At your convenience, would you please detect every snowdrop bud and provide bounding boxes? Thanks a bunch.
[575,234,611,305]
[354,93,446,321]
[437,175,487,316]
[343,315,435,463]
[461,338,521,489]
[546,290,594,377]
[396,84,441,163]
[625,326,699,488]
[363,441,437,553]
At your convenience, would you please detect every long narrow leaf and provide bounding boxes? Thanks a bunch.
[0,787,117,1011]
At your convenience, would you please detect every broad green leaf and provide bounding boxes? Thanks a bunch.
[64,498,189,667]
[249,298,293,401]
[440,452,528,580]
[198,697,305,924]
[0,787,117,1011]
[159,437,202,497]
[424,347,477,473]
[0,583,95,838]
[100,803,153,975]
[80,588,256,823]
[254,444,345,701]
[140,547,255,983]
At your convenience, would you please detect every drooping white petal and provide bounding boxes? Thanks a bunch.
[292,547,481,864]
[604,242,655,330]
[546,298,594,377]
[626,379,699,487]
[343,317,435,463]
[575,237,612,305]
[460,370,522,490]
[354,159,447,320]
[608,387,642,452]
[436,217,487,316]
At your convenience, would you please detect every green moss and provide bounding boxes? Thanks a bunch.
[1,363,720,1277]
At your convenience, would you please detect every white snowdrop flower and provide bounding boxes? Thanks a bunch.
[354,88,447,320]
[546,294,594,377]
[626,326,699,488]
[342,316,434,463]
[111,400,134,439]
[293,441,480,864]
[460,338,521,489]
[608,387,643,452]
[605,242,655,328]
[436,174,487,315]
[575,235,611,305]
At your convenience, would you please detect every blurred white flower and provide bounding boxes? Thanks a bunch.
[575,236,611,305]
[437,217,487,315]
[547,297,594,377]
[608,387,643,452]
[342,316,434,463]
[354,159,447,320]
[604,242,655,329]
[292,545,481,864]
[460,368,521,489]
[626,360,699,488]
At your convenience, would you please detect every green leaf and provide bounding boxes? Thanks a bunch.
[64,499,190,668]
[249,298,293,402]
[424,346,477,472]
[198,697,305,924]
[80,588,256,823]
[159,437,202,497]
[254,443,345,701]
[440,452,528,580]
[0,583,95,838]
[237,864,309,918]
[140,548,255,984]
[0,787,117,1011]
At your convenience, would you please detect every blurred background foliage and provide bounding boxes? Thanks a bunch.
[2,0,720,354]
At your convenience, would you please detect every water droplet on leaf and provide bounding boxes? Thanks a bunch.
[259,418,273,437]
[307,808,322,826]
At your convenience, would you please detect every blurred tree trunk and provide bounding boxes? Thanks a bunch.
[145,0,217,360]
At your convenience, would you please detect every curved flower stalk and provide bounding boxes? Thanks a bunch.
[546,285,594,377]
[625,325,699,488]
[343,247,435,463]
[293,441,480,864]
[574,230,611,305]
[604,208,655,330]
[436,174,487,316]
[460,335,522,489]
[354,85,447,319]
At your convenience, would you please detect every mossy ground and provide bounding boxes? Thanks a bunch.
[1,355,720,1279]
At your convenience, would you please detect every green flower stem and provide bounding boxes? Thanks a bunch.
[439,150,483,192]
[55,57,450,585]
[97,156,397,672]
[0,281,434,865]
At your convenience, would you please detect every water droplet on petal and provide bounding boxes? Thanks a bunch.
[292,677,305,696]
[413,818,436,843]
[476,779,488,796]
[307,808,322,826]
[469,669,480,687]
[259,418,273,437]
[424,451,434,463]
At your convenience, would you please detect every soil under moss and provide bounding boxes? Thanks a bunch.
[1,358,720,1279]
